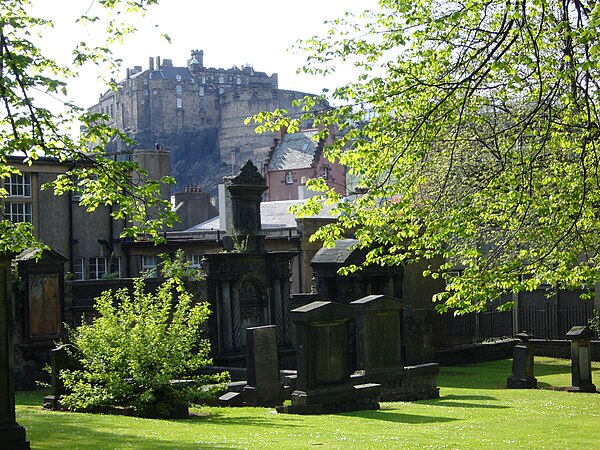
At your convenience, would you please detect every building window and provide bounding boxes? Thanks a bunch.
[176,74,182,82]
[322,166,329,180]
[176,84,182,95]
[176,98,183,109]
[6,202,32,223]
[236,76,242,85]
[73,258,84,280]
[188,254,203,269]
[88,257,108,280]
[141,255,158,277]
[218,75,224,84]
[201,76,206,84]
[218,87,225,95]
[285,172,294,185]
[198,87,204,96]
[8,173,32,197]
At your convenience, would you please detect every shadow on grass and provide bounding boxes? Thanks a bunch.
[19,413,240,449]
[535,361,572,377]
[343,409,459,424]
[17,389,50,407]
[432,394,509,409]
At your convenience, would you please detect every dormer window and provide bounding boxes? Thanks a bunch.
[176,74,182,82]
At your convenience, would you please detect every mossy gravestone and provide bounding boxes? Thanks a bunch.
[0,255,30,449]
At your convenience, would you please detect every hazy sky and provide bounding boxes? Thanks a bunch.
[30,0,380,109]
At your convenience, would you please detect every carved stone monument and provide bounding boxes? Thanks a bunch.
[278,301,380,414]
[507,331,537,389]
[205,161,296,367]
[566,326,597,393]
[0,255,30,449]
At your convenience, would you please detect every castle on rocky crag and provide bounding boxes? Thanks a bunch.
[88,50,324,193]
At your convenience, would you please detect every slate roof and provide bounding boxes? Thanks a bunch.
[186,199,335,232]
[267,130,320,171]
[148,67,194,81]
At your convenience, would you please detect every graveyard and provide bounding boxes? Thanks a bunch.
[14,357,600,449]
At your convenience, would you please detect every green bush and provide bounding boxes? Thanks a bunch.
[61,277,225,417]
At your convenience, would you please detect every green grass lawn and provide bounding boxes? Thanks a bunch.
[16,357,600,449]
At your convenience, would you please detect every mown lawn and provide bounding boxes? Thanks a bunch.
[16,357,600,449]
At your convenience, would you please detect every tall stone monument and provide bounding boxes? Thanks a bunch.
[0,255,30,449]
[205,161,297,366]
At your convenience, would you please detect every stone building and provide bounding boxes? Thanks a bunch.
[265,128,347,201]
[89,50,325,193]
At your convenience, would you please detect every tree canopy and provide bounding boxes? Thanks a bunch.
[0,0,176,255]
[250,0,600,312]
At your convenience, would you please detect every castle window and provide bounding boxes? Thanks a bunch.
[176,98,183,109]
[285,172,294,185]
[218,75,224,84]
[176,74,182,82]
[176,85,182,95]
[201,76,206,84]
[219,87,225,95]
[236,76,242,85]
[198,87,204,96]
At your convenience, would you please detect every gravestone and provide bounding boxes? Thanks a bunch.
[351,295,439,401]
[243,325,284,406]
[278,301,380,414]
[43,344,77,410]
[507,331,537,389]
[566,326,597,393]
[0,255,30,449]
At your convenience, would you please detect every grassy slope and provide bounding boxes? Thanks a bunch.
[16,357,600,449]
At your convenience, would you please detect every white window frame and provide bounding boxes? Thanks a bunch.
[89,257,108,280]
[188,254,203,269]
[176,98,183,109]
[176,84,182,95]
[73,258,84,280]
[6,202,32,223]
[8,172,32,197]
[141,255,158,277]
[285,172,294,185]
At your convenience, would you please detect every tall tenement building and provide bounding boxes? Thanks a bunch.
[89,50,323,193]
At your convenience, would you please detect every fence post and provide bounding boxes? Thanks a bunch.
[512,291,519,336]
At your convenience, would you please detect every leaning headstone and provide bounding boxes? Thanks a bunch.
[507,331,537,389]
[242,325,284,406]
[277,301,380,414]
[0,254,30,449]
[566,326,597,393]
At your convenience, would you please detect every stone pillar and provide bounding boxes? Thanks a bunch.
[507,332,537,389]
[0,255,30,449]
[273,278,284,344]
[566,326,597,393]
[221,282,233,352]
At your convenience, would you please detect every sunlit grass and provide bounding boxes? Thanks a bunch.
[16,357,600,449]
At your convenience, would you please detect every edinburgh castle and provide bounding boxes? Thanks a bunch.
[89,50,324,193]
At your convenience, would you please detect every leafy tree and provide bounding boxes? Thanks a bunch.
[250,0,600,313]
[60,277,222,417]
[0,0,177,254]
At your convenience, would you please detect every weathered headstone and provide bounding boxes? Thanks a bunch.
[43,344,76,410]
[351,295,439,401]
[0,255,30,449]
[566,326,597,393]
[507,331,537,389]
[242,325,284,406]
[278,301,380,414]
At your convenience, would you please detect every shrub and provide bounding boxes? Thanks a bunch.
[61,277,224,417]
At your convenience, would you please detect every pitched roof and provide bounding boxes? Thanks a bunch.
[267,130,320,171]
